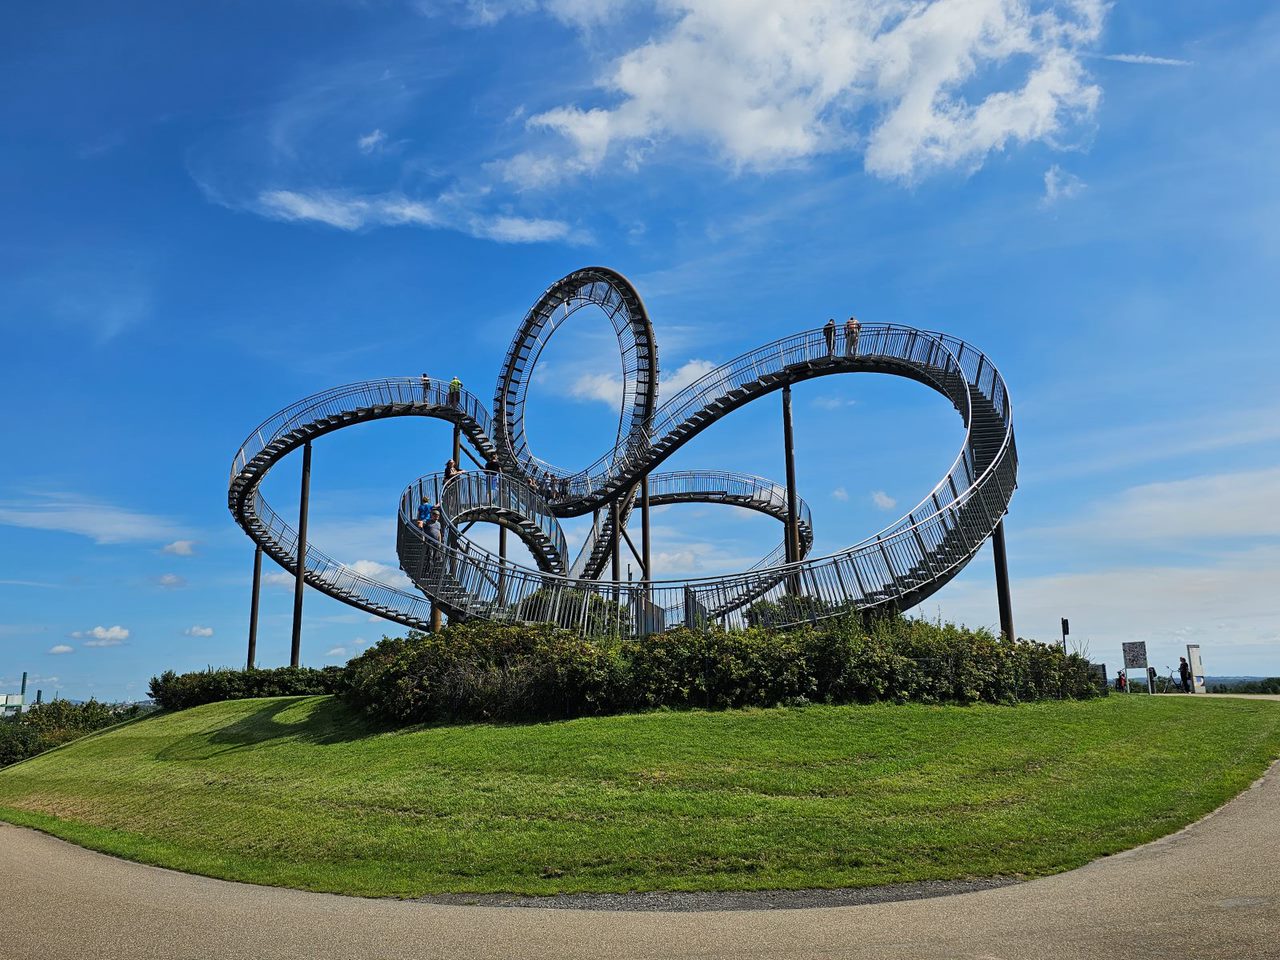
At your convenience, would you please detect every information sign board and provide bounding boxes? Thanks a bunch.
[1122,642,1148,670]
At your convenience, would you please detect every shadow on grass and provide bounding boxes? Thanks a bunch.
[157,697,384,762]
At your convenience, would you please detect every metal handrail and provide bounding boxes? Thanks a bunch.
[229,321,1015,636]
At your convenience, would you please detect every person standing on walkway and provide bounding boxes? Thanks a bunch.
[416,495,434,530]
[448,376,462,407]
[844,316,860,357]
[1179,657,1194,693]
[484,458,500,504]
[443,459,462,484]
[420,373,431,403]
[823,318,836,356]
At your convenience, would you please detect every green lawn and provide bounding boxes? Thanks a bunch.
[1,695,1277,897]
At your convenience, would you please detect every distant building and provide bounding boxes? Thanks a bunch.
[1,692,24,717]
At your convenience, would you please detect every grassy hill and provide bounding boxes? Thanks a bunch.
[1,695,1278,897]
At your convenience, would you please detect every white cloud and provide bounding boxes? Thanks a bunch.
[832,486,849,502]
[48,644,73,656]
[566,357,717,409]
[324,646,349,658]
[71,625,129,647]
[349,559,414,590]
[184,625,214,638]
[1042,164,1085,205]
[0,492,186,545]
[930,546,1280,675]
[515,0,1105,182]
[357,128,387,153]
[813,395,858,410]
[871,490,897,510]
[163,540,197,556]
[155,573,186,589]
[570,371,625,406]
[1034,466,1280,544]
[256,189,574,244]
[1102,53,1193,67]
[663,359,716,394]
[264,571,295,587]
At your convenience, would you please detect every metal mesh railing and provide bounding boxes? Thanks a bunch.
[229,322,1014,637]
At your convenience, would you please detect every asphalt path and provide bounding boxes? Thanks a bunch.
[5,706,1280,959]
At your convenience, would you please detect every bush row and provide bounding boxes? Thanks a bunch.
[0,699,148,768]
[147,666,343,712]
[339,616,1102,724]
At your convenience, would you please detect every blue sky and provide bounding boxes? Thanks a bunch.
[2,0,1278,701]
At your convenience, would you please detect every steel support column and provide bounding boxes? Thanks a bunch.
[498,524,508,605]
[992,518,1015,641]
[782,385,801,594]
[640,474,652,581]
[290,440,312,667]
[452,425,462,469]
[610,499,622,584]
[247,546,262,670]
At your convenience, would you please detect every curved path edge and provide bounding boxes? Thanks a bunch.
[4,753,1280,959]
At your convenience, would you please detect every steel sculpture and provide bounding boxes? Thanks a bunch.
[229,267,1017,660]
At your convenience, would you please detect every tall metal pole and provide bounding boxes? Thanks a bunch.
[452,424,461,468]
[781,384,800,564]
[290,440,312,667]
[610,499,622,584]
[640,475,652,580]
[498,524,508,604]
[992,519,1015,641]
[247,546,262,670]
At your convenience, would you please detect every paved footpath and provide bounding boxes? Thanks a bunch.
[5,735,1280,959]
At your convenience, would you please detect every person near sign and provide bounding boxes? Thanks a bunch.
[1179,657,1193,693]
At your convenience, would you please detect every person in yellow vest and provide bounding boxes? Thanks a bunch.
[448,376,462,407]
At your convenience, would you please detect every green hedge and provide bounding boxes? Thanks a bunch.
[339,616,1101,724]
[147,666,344,712]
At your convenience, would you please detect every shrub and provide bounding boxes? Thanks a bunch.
[338,615,1102,725]
[147,666,344,712]
[340,623,620,723]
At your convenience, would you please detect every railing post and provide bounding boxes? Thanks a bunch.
[247,546,262,670]
[992,518,1015,641]
[290,440,312,667]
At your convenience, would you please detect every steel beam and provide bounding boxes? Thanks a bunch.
[290,440,312,667]
[640,474,652,581]
[782,385,801,593]
[610,498,622,584]
[247,546,262,670]
[992,518,1015,640]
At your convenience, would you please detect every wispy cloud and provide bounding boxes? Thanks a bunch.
[831,487,849,502]
[48,644,73,655]
[1102,53,1194,67]
[162,540,197,557]
[1032,466,1280,544]
[255,189,577,244]
[357,128,387,153]
[184,625,214,638]
[1042,164,1085,205]
[155,573,186,589]
[0,492,186,545]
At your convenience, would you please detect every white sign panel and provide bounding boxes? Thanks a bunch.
[1187,644,1207,694]
[1122,642,1148,670]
